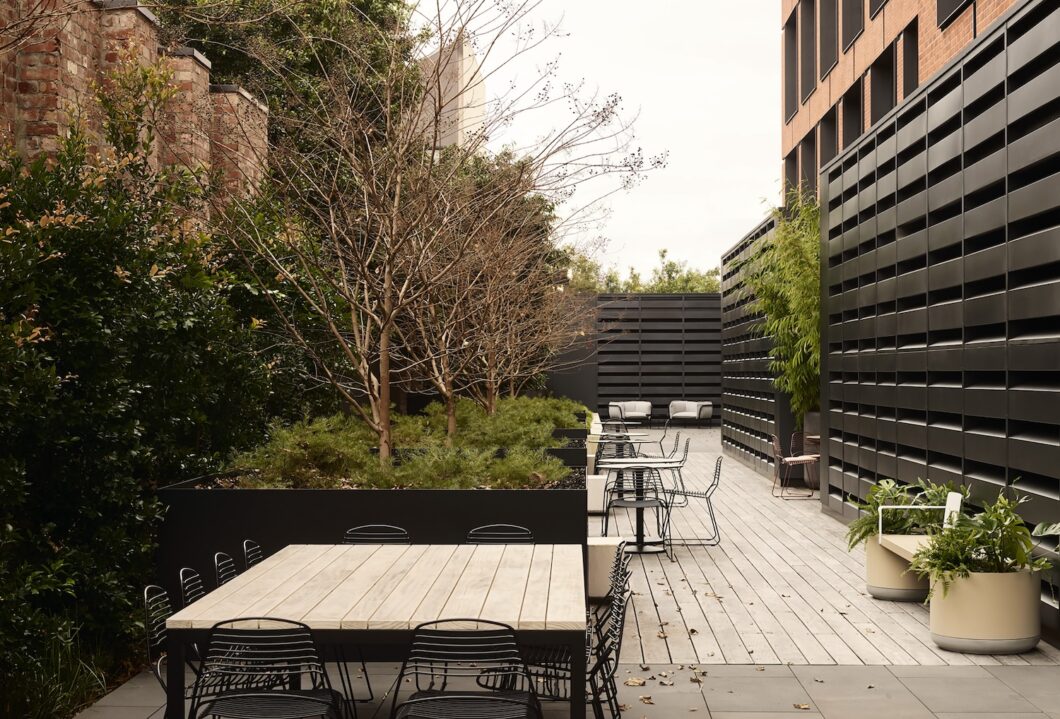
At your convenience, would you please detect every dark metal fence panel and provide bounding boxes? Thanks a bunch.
[819,0,1060,539]
[720,217,797,478]
[595,294,722,418]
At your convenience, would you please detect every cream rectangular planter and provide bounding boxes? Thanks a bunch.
[587,474,607,515]
[588,537,625,600]
[929,570,1041,654]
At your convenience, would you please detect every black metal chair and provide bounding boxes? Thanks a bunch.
[145,585,193,690]
[588,586,631,719]
[215,551,239,587]
[244,539,264,570]
[343,524,411,544]
[667,456,723,547]
[390,619,540,719]
[180,567,206,607]
[602,468,673,557]
[187,618,347,719]
[466,524,534,544]
[771,434,816,499]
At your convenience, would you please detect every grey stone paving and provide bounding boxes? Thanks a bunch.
[78,663,1060,718]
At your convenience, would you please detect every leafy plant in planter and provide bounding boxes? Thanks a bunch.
[846,479,965,550]
[911,494,1052,595]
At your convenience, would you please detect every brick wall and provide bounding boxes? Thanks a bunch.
[0,0,267,197]
[781,0,1020,196]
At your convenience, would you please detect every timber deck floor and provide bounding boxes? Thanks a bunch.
[590,426,1060,667]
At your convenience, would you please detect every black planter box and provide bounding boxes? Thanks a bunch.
[157,483,588,605]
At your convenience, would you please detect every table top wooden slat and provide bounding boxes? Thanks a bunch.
[168,544,585,632]
[546,544,587,630]
[518,545,554,630]
[301,544,413,629]
[341,544,430,629]
[369,545,460,630]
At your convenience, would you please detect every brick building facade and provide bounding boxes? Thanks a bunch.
[0,0,267,195]
[781,0,1018,196]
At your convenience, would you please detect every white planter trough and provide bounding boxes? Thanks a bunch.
[588,537,625,601]
[586,474,607,516]
[929,570,1041,654]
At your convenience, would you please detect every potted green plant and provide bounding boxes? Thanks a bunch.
[910,494,1051,654]
[846,479,962,601]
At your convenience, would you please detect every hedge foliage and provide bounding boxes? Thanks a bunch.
[0,60,306,717]
[228,397,586,489]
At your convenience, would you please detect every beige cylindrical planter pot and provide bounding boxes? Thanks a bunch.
[929,570,1041,654]
[865,540,928,601]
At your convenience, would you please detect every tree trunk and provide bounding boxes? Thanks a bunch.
[445,387,457,445]
[377,285,393,465]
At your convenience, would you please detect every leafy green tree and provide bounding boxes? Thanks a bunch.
[0,58,281,717]
[563,248,719,293]
[743,190,821,422]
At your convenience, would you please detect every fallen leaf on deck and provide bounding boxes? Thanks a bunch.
[660,680,674,686]
[689,628,699,635]
[794,704,812,710]
[624,677,646,687]
[657,632,668,639]
[639,695,654,705]
[689,675,703,684]
[640,664,650,671]
[755,666,765,672]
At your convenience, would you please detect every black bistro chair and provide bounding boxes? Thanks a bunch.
[180,567,206,608]
[343,524,411,544]
[390,619,541,719]
[466,524,534,544]
[187,618,347,719]
[214,551,239,587]
[243,539,264,570]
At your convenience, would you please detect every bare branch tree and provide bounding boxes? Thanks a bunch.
[215,0,662,462]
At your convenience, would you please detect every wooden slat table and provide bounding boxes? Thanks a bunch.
[165,544,586,719]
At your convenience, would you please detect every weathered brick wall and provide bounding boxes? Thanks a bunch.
[209,85,269,196]
[0,0,267,197]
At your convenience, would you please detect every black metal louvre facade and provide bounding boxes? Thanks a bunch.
[818,0,1060,551]
[595,294,722,418]
[720,217,797,478]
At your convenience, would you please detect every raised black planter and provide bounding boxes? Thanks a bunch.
[157,481,587,603]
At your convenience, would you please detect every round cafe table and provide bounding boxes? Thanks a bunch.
[597,458,682,554]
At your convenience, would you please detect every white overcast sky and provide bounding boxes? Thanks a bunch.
[478,1,782,277]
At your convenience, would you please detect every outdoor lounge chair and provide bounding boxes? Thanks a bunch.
[607,400,653,425]
[243,539,264,570]
[214,551,239,587]
[668,400,713,426]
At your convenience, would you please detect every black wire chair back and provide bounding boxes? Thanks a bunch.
[343,524,411,544]
[398,619,537,696]
[466,523,534,544]
[180,567,206,607]
[215,551,239,587]
[676,436,691,463]
[243,539,264,570]
[188,617,343,719]
[597,440,635,460]
[144,585,172,690]
[393,694,541,719]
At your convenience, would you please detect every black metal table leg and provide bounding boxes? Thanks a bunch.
[166,631,185,719]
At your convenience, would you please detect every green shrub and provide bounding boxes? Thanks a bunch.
[846,479,968,550]
[228,396,584,489]
[911,493,1052,596]
[0,58,310,717]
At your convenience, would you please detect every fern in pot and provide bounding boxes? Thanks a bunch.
[910,494,1051,654]
[846,479,964,601]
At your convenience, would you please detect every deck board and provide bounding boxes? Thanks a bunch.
[593,427,1059,666]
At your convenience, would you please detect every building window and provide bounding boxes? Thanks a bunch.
[800,130,819,194]
[820,0,838,79]
[842,79,863,148]
[784,12,798,121]
[869,0,888,18]
[785,149,799,194]
[937,0,973,28]
[870,44,896,124]
[800,0,817,103]
[903,20,919,97]
[842,0,864,50]
[820,106,839,166]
